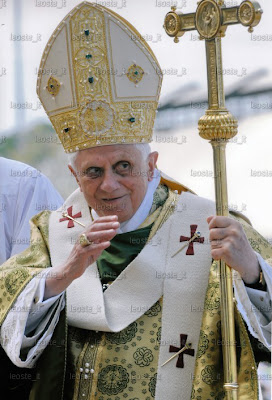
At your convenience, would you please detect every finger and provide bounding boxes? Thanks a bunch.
[210,239,223,249]
[209,227,228,241]
[86,229,118,243]
[89,221,120,232]
[94,215,118,222]
[211,248,224,260]
[208,216,233,229]
[206,216,213,224]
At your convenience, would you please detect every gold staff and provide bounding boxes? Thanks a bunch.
[163,1,262,398]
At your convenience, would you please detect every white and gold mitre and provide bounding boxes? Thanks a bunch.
[36,1,163,153]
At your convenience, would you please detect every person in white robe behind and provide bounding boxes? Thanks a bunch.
[0,156,63,399]
[0,157,63,264]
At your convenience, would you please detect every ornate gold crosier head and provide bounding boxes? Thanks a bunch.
[163,0,262,142]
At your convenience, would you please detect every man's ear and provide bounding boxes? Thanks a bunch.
[147,151,159,181]
[68,165,82,191]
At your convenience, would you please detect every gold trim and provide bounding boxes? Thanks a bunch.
[148,189,178,240]
[72,336,90,400]
[37,2,162,153]
[160,174,195,195]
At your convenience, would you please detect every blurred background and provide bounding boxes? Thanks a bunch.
[0,0,271,396]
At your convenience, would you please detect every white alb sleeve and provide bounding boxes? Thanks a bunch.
[233,252,272,350]
[0,269,65,368]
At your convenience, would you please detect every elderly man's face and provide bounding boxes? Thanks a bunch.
[70,145,158,223]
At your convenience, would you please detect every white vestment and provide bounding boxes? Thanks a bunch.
[1,174,271,399]
[0,157,63,264]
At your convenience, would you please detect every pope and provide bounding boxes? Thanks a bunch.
[0,2,271,400]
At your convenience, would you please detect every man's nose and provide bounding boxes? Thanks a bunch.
[100,170,120,192]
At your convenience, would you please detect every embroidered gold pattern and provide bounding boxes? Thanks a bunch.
[126,63,145,84]
[37,4,161,153]
[46,76,60,96]
[71,299,162,400]
[4,268,30,296]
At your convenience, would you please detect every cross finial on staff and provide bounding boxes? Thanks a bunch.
[164,1,262,44]
[163,1,262,120]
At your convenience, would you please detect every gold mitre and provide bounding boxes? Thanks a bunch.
[36,1,163,153]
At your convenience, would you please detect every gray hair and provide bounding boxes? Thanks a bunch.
[68,143,151,171]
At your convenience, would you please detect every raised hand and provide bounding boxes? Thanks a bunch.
[44,215,119,299]
[207,215,260,284]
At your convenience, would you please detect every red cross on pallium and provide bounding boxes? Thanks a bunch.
[180,224,204,255]
[59,206,82,228]
[169,334,195,368]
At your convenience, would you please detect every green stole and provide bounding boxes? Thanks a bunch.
[97,224,153,284]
